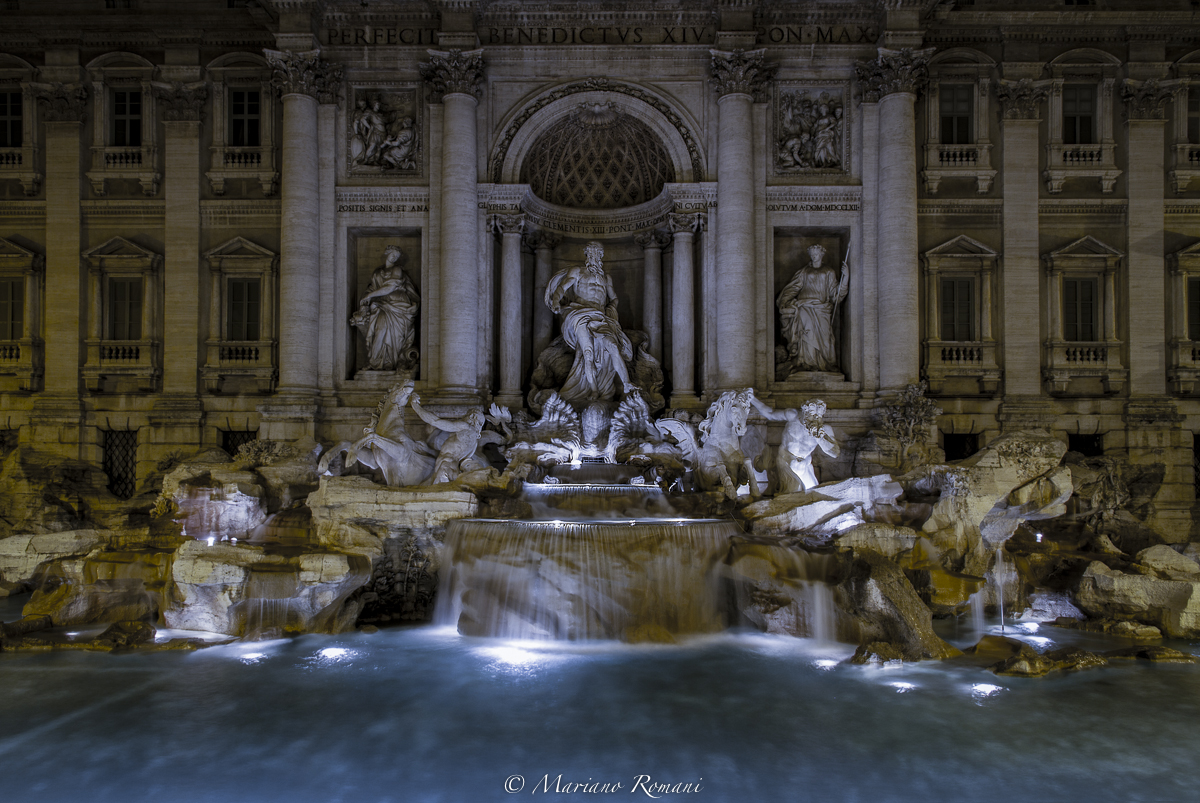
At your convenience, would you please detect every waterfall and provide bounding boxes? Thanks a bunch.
[241,570,299,640]
[521,483,676,518]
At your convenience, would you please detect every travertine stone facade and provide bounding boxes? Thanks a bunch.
[1,0,1200,536]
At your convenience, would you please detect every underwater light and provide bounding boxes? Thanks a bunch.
[206,537,215,546]
[319,647,350,659]
[813,659,839,670]
[889,681,916,692]
[1035,532,1043,543]
[972,683,1002,697]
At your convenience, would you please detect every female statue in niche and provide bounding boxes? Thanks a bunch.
[351,245,420,371]
[776,243,849,377]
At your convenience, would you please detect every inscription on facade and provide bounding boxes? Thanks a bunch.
[766,203,860,212]
[323,25,877,47]
[337,204,429,213]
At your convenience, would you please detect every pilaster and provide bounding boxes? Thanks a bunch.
[494,213,525,408]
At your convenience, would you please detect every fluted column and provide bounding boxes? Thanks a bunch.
[710,49,773,391]
[494,214,525,407]
[856,48,932,392]
[422,49,485,400]
[635,230,670,363]
[526,230,560,363]
[668,213,702,405]
[265,49,341,396]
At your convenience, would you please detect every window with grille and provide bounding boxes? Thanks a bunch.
[111,89,142,147]
[942,432,979,462]
[939,84,972,145]
[221,429,257,457]
[103,429,137,500]
[940,277,974,341]
[107,277,143,340]
[1189,277,1200,342]
[226,278,261,341]
[229,89,261,147]
[105,0,136,8]
[1191,93,1200,146]
[0,277,22,340]
[1068,433,1104,457]
[0,91,20,148]
[1062,277,1098,342]
[1063,85,1095,145]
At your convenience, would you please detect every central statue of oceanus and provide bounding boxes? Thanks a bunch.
[528,240,664,413]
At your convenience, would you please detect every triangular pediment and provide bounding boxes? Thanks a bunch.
[1174,240,1200,258]
[1046,235,1122,259]
[83,236,158,259]
[0,238,37,260]
[204,236,275,259]
[925,235,997,258]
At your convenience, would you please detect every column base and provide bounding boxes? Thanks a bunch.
[493,391,524,410]
[427,385,488,409]
[668,392,702,412]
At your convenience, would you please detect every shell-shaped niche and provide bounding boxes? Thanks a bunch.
[520,101,675,209]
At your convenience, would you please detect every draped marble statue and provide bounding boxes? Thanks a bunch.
[776,244,849,377]
[351,245,419,371]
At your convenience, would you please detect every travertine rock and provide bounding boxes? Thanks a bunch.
[0,529,109,584]
[741,475,903,537]
[23,549,172,626]
[725,541,839,637]
[1075,560,1200,638]
[1134,544,1200,581]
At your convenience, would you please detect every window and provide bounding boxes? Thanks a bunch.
[1062,277,1098,342]
[1062,85,1095,145]
[111,90,141,147]
[105,0,136,8]
[229,89,260,147]
[227,0,249,7]
[942,433,978,462]
[1189,93,1200,146]
[1190,277,1200,342]
[939,85,972,145]
[0,91,20,148]
[107,277,142,340]
[1068,433,1104,457]
[0,277,22,340]
[103,429,137,500]
[226,277,261,341]
[940,277,974,341]
[221,429,257,457]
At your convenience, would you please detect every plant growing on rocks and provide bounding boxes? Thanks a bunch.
[879,381,943,470]
[232,440,296,471]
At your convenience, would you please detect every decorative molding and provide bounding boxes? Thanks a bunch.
[634,230,671,249]
[152,81,208,122]
[522,185,673,239]
[32,82,89,122]
[667,211,706,234]
[492,213,525,235]
[489,78,705,183]
[995,78,1049,121]
[855,47,934,102]
[766,186,861,213]
[200,200,282,226]
[0,202,45,220]
[524,230,561,251]
[1122,78,1173,121]
[917,199,1002,217]
[419,48,485,100]
[81,200,166,221]
[773,81,850,176]
[710,49,774,100]
[1038,199,1126,216]
[264,48,343,102]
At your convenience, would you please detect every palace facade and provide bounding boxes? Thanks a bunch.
[0,0,1198,535]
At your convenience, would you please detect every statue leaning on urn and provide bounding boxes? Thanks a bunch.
[776,243,850,379]
[351,244,420,372]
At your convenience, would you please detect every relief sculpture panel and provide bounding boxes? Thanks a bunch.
[773,82,849,176]
[347,86,422,175]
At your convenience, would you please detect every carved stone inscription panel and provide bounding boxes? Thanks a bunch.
[347,86,422,175]
[773,82,849,176]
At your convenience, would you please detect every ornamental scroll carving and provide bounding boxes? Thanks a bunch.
[996,79,1049,121]
[854,47,934,102]
[153,82,208,122]
[419,49,485,100]
[34,83,89,122]
[264,49,343,103]
[710,49,774,100]
[1122,79,1173,121]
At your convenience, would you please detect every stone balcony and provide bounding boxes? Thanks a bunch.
[0,145,40,196]
[0,338,42,392]
[1043,340,1127,395]
[87,146,159,196]
[201,339,277,394]
[206,146,277,196]
[1170,144,1200,194]
[82,339,160,393]
[1168,339,1200,395]
[921,143,996,194]
[922,340,1001,396]
[1043,143,1120,193]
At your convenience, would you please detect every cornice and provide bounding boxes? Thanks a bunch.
[1038,199,1126,217]
[200,200,282,226]
[81,200,165,221]
[917,198,1002,216]
[0,201,45,219]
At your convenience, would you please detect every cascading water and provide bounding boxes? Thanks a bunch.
[241,570,299,639]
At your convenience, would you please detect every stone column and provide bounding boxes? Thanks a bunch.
[264,49,341,401]
[494,213,525,408]
[1123,80,1173,396]
[635,230,670,363]
[421,49,485,401]
[155,82,207,397]
[995,79,1050,401]
[856,47,933,392]
[710,49,772,391]
[525,230,560,362]
[35,84,88,397]
[668,213,702,405]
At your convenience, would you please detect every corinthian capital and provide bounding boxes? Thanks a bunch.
[995,79,1050,121]
[34,82,89,122]
[420,49,485,101]
[1122,78,1173,121]
[634,230,671,250]
[264,49,343,102]
[667,212,706,235]
[492,213,525,235]
[710,49,774,100]
[854,47,934,102]
[153,81,208,122]
[524,230,561,251]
